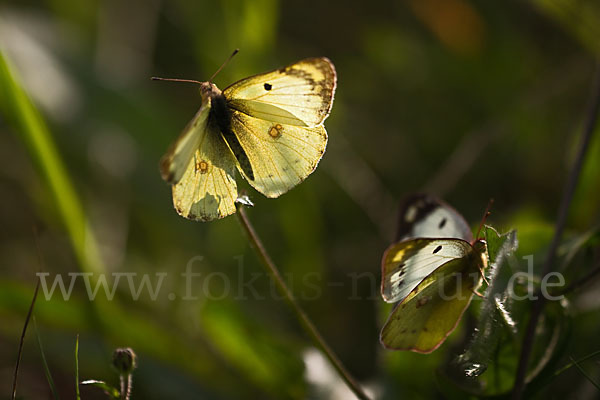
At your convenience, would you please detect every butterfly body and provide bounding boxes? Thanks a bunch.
[380,194,488,353]
[209,83,256,181]
[203,82,231,135]
[159,58,336,221]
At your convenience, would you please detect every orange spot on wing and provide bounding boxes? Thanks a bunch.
[268,124,283,139]
[195,159,210,174]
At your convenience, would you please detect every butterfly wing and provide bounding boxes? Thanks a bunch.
[223,57,336,127]
[228,110,327,198]
[161,58,336,217]
[396,194,473,242]
[160,99,211,184]
[161,96,238,221]
[381,238,473,303]
[380,243,486,353]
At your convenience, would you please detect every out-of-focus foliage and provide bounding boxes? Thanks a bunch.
[532,0,600,56]
[1,0,600,399]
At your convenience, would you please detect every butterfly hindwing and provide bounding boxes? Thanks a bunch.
[396,194,473,242]
[224,57,336,127]
[380,250,483,353]
[381,238,473,303]
[230,110,327,198]
[166,97,239,221]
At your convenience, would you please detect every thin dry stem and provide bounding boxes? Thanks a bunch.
[236,206,371,400]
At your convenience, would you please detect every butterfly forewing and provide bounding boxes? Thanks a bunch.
[229,110,327,198]
[381,238,473,303]
[397,194,473,242]
[160,98,211,184]
[224,58,336,127]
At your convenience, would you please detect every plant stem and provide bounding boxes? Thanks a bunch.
[12,279,40,400]
[569,356,600,391]
[75,335,81,400]
[511,64,600,399]
[555,260,600,297]
[553,350,600,377]
[236,207,371,400]
[120,373,132,400]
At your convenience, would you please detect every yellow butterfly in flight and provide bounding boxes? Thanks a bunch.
[157,55,337,221]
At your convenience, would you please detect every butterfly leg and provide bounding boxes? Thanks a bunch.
[470,269,488,298]
[478,265,489,287]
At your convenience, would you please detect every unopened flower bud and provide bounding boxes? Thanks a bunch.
[112,347,137,374]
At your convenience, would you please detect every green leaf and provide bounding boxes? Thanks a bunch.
[81,380,120,399]
[441,226,519,395]
[443,226,572,397]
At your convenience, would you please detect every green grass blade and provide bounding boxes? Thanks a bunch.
[75,335,81,400]
[33,318,60,400]
[0,50,103,275]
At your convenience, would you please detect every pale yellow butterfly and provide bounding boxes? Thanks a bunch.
[156,54,336,221]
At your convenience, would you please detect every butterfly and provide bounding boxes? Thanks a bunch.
[158,56,337,221]
[380,194,488,353]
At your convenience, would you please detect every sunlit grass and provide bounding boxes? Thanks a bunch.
[0,51,103,275]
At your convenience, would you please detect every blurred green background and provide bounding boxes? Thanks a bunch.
[1,0,599,399]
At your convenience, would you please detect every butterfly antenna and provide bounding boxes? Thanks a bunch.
[150,77,203,85]
[209,48,239,83]
[475,198,494,241]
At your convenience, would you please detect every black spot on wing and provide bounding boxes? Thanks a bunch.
[264,83,272,90]
[439,218,447,229]
[433,245,442,254]
[396,263,406,273]
[396,194,442,240]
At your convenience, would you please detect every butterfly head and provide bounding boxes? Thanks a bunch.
[200,82,221,99]
[472,239,486,253]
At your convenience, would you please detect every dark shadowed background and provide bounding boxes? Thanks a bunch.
[1,0,599,399]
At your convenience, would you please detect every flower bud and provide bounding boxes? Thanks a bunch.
[112,348,137,374]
